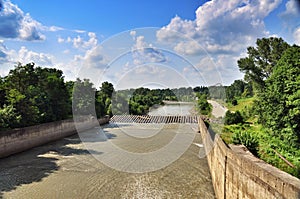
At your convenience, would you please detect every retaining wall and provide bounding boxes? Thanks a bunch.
[199,119,300,199]
[0,116,110,158]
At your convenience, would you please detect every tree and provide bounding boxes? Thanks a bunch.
[256,45,300,146]
[238,37,290,91]
[95,82,115,117]
[73,78,96,116]
[224,111,244,125]
[196,93,212,115]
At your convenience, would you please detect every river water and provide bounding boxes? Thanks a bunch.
[0,104,215,199]
[148,103,194,116]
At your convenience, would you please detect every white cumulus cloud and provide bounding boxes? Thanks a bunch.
[59,32,98,49]
[132,35,166,65]
[17,46,53,66]
[0,0,45,41]
[156,0,282,85]
[293,27,300,45]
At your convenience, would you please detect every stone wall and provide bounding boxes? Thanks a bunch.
[0,116,110,158]
[199,118,300,199]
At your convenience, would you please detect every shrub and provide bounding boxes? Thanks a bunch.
[232,130,259,156]
[231,98,238,106]
[224,110,244,125]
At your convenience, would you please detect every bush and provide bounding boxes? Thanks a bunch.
[232,130,259,156]
[231,98,238,106]
[224,110,244,125]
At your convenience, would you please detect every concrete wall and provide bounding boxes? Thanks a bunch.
[0,116,110,158]
[199,119,300,199]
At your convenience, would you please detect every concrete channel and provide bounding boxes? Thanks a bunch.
[0,122,215,198]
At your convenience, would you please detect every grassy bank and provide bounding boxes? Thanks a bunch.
[215,97,300,178]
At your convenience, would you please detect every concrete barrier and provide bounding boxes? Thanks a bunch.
[199,118,300,199]
[0,116,110,158]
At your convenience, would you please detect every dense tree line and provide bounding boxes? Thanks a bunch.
[112,87,190,115]
[112,86,210,115]
[0,63,114,130]
[0,63,71,129]
[225,80,253,104]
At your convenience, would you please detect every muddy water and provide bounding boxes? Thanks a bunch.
[0,123,215,199]
[148,104,194,116]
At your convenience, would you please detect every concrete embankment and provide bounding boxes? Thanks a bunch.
[199,118,300,199]
[0,116,109,158]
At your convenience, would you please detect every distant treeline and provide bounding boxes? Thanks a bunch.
[0,62,255,130]
[0,63,213,130]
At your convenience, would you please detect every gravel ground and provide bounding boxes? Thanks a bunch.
[0,123,215,199]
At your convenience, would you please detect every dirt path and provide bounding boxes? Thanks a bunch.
[0,123,215,199]
[208,100,228,118]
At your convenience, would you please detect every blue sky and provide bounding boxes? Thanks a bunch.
[0,0,299,88]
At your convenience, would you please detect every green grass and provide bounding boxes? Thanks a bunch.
[217,97,300,178]
[227,97,255,112]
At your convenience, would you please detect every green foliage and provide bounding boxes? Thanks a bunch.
[196,93,212,115]
[208,85,226,100]
[231,98,238,106]
[224,111,244,125]
[0,105,21,129]
[232,130,259,156]
[255,45,300,147]
[222,38,300,178]
[128,87,173,115]
[73,78,96,116]
[225,79,253,102]
[237,37,290,91]
[0,63,74,129]
[96,81,114,117]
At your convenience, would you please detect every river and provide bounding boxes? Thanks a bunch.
[148,103,195,116]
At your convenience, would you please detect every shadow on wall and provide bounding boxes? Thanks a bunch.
[0,133,106,198]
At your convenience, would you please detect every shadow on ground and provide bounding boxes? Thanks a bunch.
[0,129,116,198]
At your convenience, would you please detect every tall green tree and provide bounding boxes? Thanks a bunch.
[96,81,114,117]
[72,78,96,116]
[196,93,212,116]
[256,45,300,146]
[238,37,290,91]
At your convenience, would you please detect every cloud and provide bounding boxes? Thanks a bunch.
[17,46,53,66]
[157,0,282,55]
[74,45,107,69]
[59,32,98,49]
[0,40,8,63]
[0,0,45,40]
[279,0,300,41]
[57,37,64,43]
[156,0,282,85]
[280,0,300,18]
[293,27,300,45]
[174,40,203,55]
[132,35,166,65]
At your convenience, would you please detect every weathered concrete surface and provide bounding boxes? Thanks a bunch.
[0,123,215,198]
[0,116,109,158]
[199,119,300,199]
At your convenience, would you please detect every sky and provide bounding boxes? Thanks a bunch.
[0,0,299,89]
